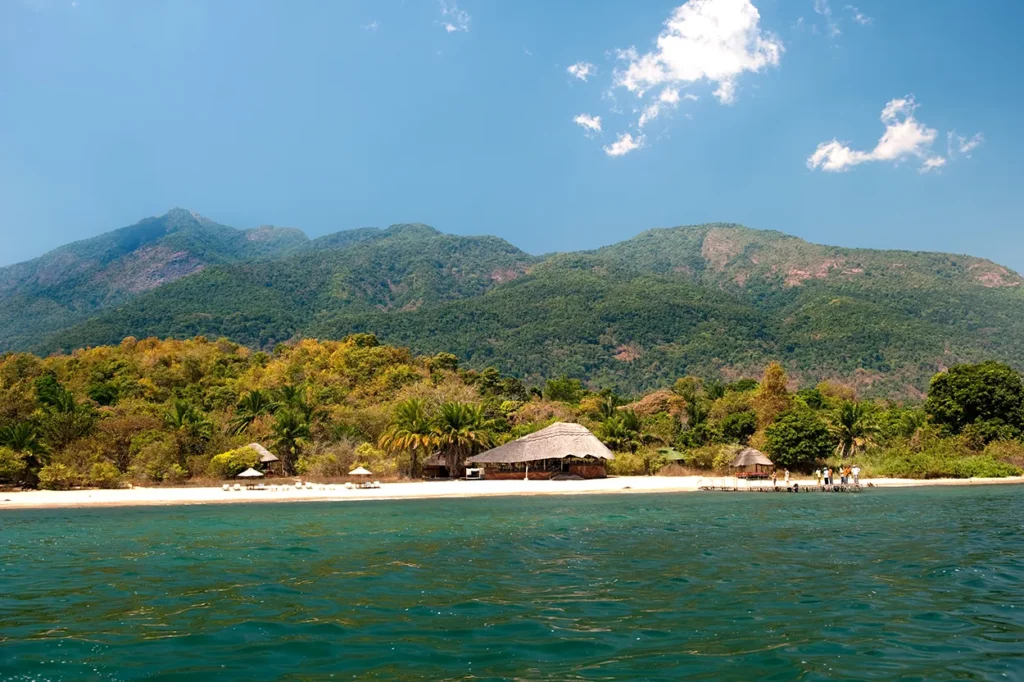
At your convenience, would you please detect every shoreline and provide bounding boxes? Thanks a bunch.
[1,475,1023,511]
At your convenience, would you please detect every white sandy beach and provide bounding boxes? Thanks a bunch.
[1,475,1022,510]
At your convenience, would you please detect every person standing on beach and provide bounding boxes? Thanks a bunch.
[852,465,861,486]
[771,469,778,488]
[815,468,823,486]
[825,467,832,488]
[784,469,790,486]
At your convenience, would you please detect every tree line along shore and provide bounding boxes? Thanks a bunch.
[1,334,1022,491]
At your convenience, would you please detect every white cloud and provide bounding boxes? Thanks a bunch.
[813,0,841,38]
[567,61,595,81]
[948,131,985,158]
[603,133,644,157]
[638,103,662,128]
[683,93,699,101]
[844,5,872,25]
[920,156,947,173]
[808,96,966,173]
[439,0,470,33]
[613,0,783,105]
[574,113,603,134]
[659,88,681,104]
[362,20,379,31]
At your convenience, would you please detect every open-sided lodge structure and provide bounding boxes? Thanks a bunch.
[467,422,615,480]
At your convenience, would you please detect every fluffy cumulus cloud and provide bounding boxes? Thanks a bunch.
[603,133,644,157]
[439,0,470,33]
[844,4,872,25]
[808,96,982,173]
[567,61,595,81]
[574,113,603,134]
[613,0,783,104]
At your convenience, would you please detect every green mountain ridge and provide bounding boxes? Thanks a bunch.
[5,211,1024,397]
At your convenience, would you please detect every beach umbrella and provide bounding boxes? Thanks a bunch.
[348,466,372,476]
[237,468,264,478]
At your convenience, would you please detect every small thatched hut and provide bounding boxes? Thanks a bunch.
[422,453,451,479]
[248,443,281,474]
[467,422,614,480]
[729,448,773,476]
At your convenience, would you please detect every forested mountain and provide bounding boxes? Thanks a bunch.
[7,212,1024,397]
[0,209,307,349]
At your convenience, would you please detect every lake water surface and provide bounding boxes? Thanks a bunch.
[2,486,1022,680]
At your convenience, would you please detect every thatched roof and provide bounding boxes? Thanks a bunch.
[248,443,279,463]
[730,448,773,468]
[468,422,614,464]
[422,453,446,468]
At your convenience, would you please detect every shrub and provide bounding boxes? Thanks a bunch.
[38,463,78,490]
[89,462,122,488]
[207,447,260,479]
[164,464,189,484]
[0,447,28,485]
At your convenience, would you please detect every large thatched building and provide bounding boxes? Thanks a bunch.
[467,422,614,480]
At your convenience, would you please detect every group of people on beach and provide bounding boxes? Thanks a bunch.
[767,466,861,490]
[814,465,860,487]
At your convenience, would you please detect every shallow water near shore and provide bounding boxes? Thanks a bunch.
[1,486,1022,680]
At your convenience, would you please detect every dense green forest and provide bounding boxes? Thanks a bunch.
[4,211,1024,397]
[0,334,1021,490]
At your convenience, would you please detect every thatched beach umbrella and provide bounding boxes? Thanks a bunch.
[348,467,372,476]
[237,468,264,478]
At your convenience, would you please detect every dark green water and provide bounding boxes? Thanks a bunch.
[2,486,1022,681]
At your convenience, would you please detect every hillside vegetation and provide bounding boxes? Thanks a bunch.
[5,211,1024,396]
[0,336,1020,490]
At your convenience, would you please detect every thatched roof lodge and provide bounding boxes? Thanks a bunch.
[730,448,773,476]
[467,422,614,480]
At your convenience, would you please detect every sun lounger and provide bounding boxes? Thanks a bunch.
[295,481,303,489]
[233,483,242,491]
[223,484,230,491]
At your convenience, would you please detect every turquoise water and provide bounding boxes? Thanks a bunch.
[2,487,1022,681]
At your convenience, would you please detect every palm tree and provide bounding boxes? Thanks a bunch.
[431,402,494,474]
[379,398,434,477]
[276,384,318,424]
[0,422,48,469]
[229,389,279,435]
[164,400,213,464]
[832,401,878,458]
[597,409,648,452]
[272,409,311,473]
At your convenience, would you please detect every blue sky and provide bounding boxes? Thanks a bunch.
[2,0,1022,269]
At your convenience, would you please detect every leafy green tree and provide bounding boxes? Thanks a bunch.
[431,402,494,473]
[378,398,434,476]
[230,389,279,435]
[831,401,878,458]
[925,362,1024,441]
[720,410,757,444]
[544,376,585,404]
[764,409,832,471]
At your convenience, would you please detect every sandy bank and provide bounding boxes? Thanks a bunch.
[1,475,1022,510]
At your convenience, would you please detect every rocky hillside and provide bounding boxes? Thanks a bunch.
[7,212,1024,397]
